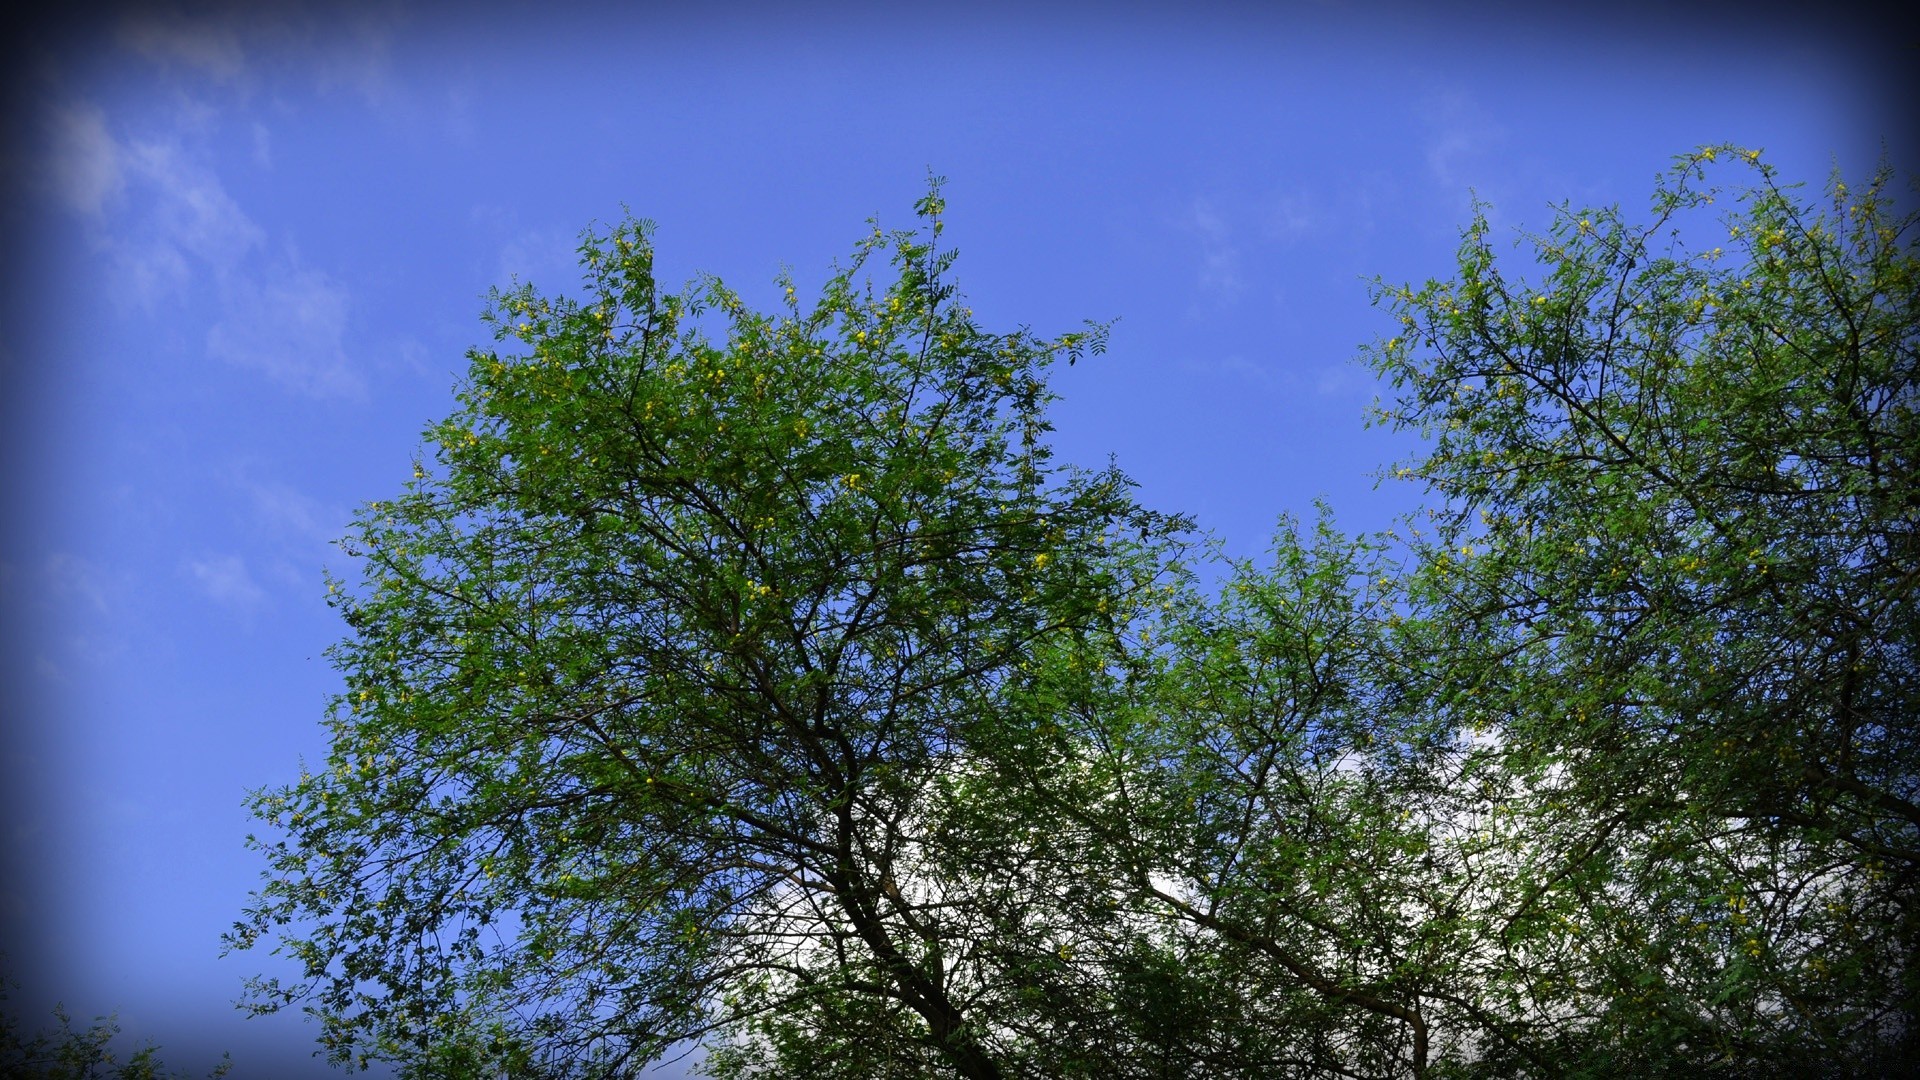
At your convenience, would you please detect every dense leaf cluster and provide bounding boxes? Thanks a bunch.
[231,151,1917,1077]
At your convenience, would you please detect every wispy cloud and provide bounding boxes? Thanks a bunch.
[32,3,408,401]
[43,552,111,616]
[30,555,125,681]
[115,10,248,84]
[1420,89,1506,198]
[310,15,402,108]
[242,477,340,544]
[1183,353,1279,389]
[472,204,582,289]
[111,3,401,105]
[250,121,273,168]
[226,470,354,600]
[187,553,267,613]
[1263,191,1319,241]
[122,137,266,275]
[208,264,363,398]
[1311,359,1379,398]
[47,102,364,398]
[1186,197,1243,303]
[1180,354,1380,400]
[40,102,124,218]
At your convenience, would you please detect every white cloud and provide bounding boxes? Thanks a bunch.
[479,208,582,288]
[111,0,407,111]
[1186,197,1243,302]
[41,102,125,218]
[392,335,435,378]
[1180,355,1379,400]
[187,553,267,612]
[498,230,579,287]
[1183,353,1279,390]
[1421,89,1506,195]
[250,121,273,168]
[115,10,248,83]
[311,15,402,108]
[26,555,132,671]
[244,478,338,543]
[43,552,110,615]
[1263,191,1318,241]
[1312,359,1378,398]
[38,8,384,398]
[91,132,266,309]
[124,139,266,272]
[109,139,365,397]
[208,264,363,399]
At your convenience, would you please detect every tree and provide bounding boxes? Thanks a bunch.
[233,149,1919,1077]
[1365,145,1919,1072]
[228,188,1181,1078]
[1,972,231,1080]
[938,146,1918,1077]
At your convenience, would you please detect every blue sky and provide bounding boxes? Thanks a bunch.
[1,2,1909,1075]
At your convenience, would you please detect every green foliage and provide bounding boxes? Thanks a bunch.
[232,150,1918,1077]
[1368,144,1919,1071]
[0,977,231,1080]
[228,185,1178,1079]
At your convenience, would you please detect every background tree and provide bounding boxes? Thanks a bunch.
[1,971,231,1080]
[1367,145,1919,1072]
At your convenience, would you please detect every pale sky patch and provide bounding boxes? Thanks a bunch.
[43,553,111,616]
[1186,197,1243,302]
[1313,359,1378,397]
[391,335,436,379]
[208,264,364,399]
[250,121,273,168]
[33,655,64,683]
[1263,190,1318,241]
[1421,88,1507,196]
[187,553,267,612]
[472,201,576,286]
[242,477,339,544]
[1183,353,1279,390]
[241,473,350,580]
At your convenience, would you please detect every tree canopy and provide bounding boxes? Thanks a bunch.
[231,149,1918,1077]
